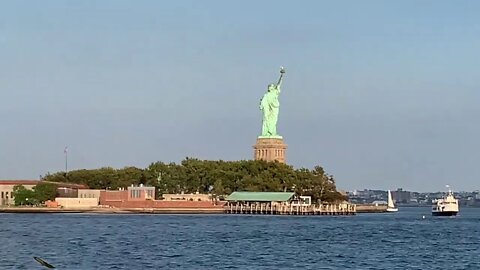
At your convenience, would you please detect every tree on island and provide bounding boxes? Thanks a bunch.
[12,182,58,206]
[42,158,347,203]
[13,185,37,206]
[33,182,58,203]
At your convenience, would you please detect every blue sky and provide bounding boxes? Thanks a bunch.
[1,1,479,192]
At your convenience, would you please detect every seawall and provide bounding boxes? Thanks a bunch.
[0,207,224,214]
[355,204,387,213]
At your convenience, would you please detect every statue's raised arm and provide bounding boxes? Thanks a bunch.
[276,66,285,89]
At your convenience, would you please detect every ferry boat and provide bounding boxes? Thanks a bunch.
[432,186,458,216]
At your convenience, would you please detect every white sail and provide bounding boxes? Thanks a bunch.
[387,190,395,208]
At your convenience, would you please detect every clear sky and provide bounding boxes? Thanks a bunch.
[1,1,479,192]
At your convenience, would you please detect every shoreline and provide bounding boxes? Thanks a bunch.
[4,205,442,215]
[1,207,358,215]
[0,207,225,214]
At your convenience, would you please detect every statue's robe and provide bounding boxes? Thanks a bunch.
[260,85,281,136]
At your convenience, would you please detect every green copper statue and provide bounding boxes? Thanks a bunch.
[259,67,285,138]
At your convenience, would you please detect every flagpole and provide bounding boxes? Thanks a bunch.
[64,146,68,175]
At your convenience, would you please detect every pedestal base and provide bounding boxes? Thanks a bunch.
[253,137,287,163]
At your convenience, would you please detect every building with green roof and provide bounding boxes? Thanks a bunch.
[224,191,356,215]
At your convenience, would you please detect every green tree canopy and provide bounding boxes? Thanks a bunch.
[34,182,58,203]
[12,185,36,206]
[43,158,347,203]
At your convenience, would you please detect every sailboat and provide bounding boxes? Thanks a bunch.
[386,190,398,212]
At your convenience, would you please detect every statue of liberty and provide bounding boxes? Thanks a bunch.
[259,67,285,138]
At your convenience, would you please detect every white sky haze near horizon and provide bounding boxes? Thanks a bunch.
[1,1,479,192]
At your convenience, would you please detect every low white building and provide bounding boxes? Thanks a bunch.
[55,197,99,208]
[78,189,102,199]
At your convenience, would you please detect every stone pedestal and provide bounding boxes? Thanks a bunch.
[253,137,287,163]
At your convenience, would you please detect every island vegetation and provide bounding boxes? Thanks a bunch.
[12,182,58,206]
[38,158,346,203]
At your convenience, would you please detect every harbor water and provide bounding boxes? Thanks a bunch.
[1,207,479,269]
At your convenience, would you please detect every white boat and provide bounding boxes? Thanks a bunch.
[386,190,398,212]
[432,186,458,216]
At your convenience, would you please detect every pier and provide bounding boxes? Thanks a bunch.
[224,203,355,215]
[224,192,356,216]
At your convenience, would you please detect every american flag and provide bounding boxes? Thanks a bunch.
[64,146,68,154]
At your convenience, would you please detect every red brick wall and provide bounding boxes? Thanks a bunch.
[101,200,226,209]
[100,190,128,204]
[100,190,226,209]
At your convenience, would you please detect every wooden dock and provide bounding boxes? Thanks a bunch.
[224,203,356,215]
